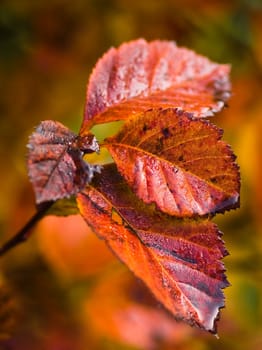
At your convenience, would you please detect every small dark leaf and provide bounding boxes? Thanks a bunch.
[27,120,100,204]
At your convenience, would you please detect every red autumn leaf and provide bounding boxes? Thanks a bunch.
[106,108,240,217]
[80,39,230,132]
[27,120,100,204]
[77,164,229,333]
[6,38,240,335]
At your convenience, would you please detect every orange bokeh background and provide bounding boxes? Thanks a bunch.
[0,0,262,349]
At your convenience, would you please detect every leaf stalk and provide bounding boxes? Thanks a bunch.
[0,202,53,257]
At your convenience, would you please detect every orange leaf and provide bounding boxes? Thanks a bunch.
[106,108,240,217]
[77,164,229,333]
[80,39,230,132]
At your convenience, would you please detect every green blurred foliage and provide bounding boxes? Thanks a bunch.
[0,0,262,349]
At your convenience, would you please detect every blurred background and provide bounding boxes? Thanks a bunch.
[0,0,262,349]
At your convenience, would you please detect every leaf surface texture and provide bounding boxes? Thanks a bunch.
[77,164,229,333]
[81,39,230,132]
[106,108,240,216]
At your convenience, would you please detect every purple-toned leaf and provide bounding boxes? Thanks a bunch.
[27,120,100,204]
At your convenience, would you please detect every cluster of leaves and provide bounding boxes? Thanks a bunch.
[22,39,240,334]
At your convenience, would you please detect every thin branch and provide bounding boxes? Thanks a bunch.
[0,201,53,257]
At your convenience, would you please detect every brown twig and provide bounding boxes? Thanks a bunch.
[0,202,53,257]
